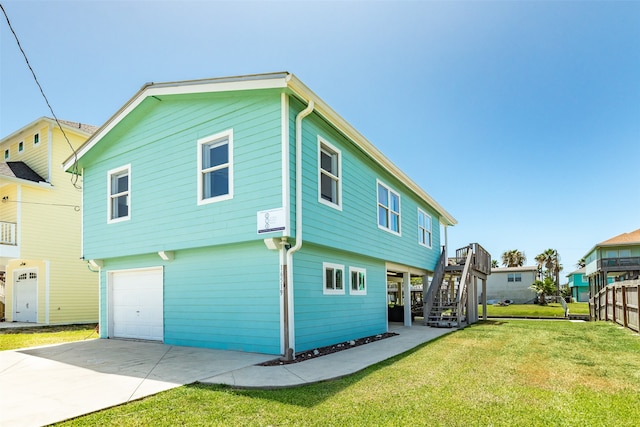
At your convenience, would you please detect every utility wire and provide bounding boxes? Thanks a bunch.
[1,3,82,189]
[1,199,80,211]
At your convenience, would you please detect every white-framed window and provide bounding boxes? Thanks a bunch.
[418,209,432,248]
[318,137,342,210]
[33,133,40,146]
[107,164,130,223]
[4,149,8,160]
[197,129,233,205]
[377,180,400,235]
[349,267,366,295]
[507,273,522,282]
[323,262,345,295]
[18,141,24,153]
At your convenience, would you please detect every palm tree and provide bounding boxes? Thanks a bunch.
[501,249,526,267]
[576,258,586,268]
[530,277,556,305]
[535,249,562,297]
[491,259,499,269]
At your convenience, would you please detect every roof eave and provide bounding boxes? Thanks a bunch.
[64,72,291,171]
[62,72,457,226]
[286,74,457,226]
[2,117,93,145]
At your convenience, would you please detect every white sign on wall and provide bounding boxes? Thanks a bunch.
[257,208,286,234]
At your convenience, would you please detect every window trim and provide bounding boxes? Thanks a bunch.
[417,208,432,248]
[349,266,367,295]
[376,179,401,236]
[323,262,345,295]
[18,141,24,153]
[197,129,233,205]
[33,133,40,146]
[317,136,342,210]
[4,149,8,160]
[107,164,131,224]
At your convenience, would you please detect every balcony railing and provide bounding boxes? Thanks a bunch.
[0,221,16,245]
[597,257,640,270]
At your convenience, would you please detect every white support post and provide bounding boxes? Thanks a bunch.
[403,271,411,326]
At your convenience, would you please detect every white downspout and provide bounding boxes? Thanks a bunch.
[283,99,314,360]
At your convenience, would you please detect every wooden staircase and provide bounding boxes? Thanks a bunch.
[423,243,491,328]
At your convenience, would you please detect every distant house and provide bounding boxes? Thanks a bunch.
[584,228,640,298]
[0,117,98,324]
[62,72,457,356]
[566,267,589,302]
[483,266,538,304]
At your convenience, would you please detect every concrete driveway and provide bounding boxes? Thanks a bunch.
[0,339,273,427]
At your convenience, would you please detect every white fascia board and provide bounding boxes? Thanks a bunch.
[286,74,457,226]
[63,73,290,171]
[0,176,53,189]
[2,117,93,146]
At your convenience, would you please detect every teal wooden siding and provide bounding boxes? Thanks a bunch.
[288,98,441,273]
[82,90,284,260]
[99,241,281,354]
[293,243,387,352]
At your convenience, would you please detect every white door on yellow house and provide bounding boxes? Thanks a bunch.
[14,271,37,322]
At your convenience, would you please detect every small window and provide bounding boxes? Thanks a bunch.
[418,209,432,247]
[323,262,345,295]
[34,133,40,145]
[507,273,521,282]
[18,141,24,153]
[349,267,366,295]
[318,137,341,209]
[198,130,233,205]
[377,180,400,235]
[108,165,130,223]
[4,149,8,160]
[515,273,522,282]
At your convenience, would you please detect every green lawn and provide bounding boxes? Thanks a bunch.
[0,324,98,351]
[567,302,590,314]
[480,303,566,317]
[479,302,590,318]
[57,320,640,427]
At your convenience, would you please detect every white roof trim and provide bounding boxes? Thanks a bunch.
[63,72,456,226]
[1,116,93,144]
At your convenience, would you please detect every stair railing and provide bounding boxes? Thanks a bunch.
[424,247,446,324]
[456,249,474,327]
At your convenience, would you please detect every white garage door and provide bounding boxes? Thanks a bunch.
[111,268,163,341]
[14,271,38,323]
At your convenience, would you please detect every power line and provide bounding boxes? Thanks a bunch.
[0,3,82,189]
[1,198,80,211]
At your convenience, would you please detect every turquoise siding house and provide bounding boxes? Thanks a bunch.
[566,268,589,302]
[64,72,456,356]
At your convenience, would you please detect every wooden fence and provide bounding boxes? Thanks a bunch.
[591,280,639,333]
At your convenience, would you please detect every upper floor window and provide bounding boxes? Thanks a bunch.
[18,141,24,153]
[323,262,345,295]
[377,180,400,235]
[108,165,130,223]
[33,133,40,146]
[198,130,233,205]
[349,267,366,295]
[418,209,432,248]
[507,273,522,282]
[318,137,341,209]
[4,149,8,160]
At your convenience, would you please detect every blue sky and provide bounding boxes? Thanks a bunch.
[1,0,639,277]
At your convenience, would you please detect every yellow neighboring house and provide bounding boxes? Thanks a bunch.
[0,117,98,324]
